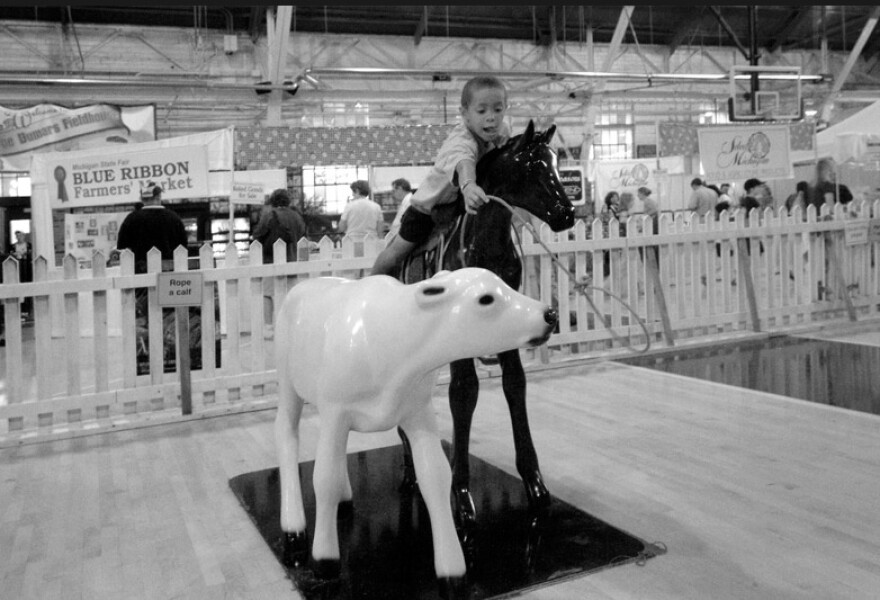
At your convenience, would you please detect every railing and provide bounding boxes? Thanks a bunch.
[2,202,878,440]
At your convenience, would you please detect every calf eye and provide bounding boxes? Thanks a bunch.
[478,294,495,306]
[423,286,445,296]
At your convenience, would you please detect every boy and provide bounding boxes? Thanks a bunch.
[371,76,510,275]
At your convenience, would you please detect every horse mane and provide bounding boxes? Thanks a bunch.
[476,133,523,183]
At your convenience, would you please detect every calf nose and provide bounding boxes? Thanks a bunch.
[544,307,558,326]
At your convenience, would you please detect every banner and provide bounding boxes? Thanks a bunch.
[0,104,155,171]
[64,211,129,269]
[697,124,792,182]
[591,159,658,204]
[47,144,210,209]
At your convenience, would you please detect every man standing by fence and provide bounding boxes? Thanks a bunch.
[117,181,189,374]
[117,181,188,274]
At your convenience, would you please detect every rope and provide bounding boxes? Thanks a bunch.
[484,195,651,354]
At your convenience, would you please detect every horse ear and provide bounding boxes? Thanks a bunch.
[541,124,557,144]
[513,120,536,152]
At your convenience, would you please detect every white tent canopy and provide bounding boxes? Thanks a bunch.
[792,101,880,165]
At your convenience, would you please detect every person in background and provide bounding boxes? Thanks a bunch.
[116,181,188,374]
[251,188,307,338]
[11,231,33,319]
[600,190,626,278]
[741,178,766,214]
[809,157,853,211]
[117,181,187,274]
[385,177,414,243]
[717,183,734,208]
[687,177,718,220]
[251,188,306,263]
[637,186,660,265]
[338,179,383,240]
[784,181,809,218]
[371,75,510,275]
[740,178,766,256]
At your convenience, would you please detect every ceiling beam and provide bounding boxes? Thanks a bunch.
[248,6,265,44]
[766,7,813,53]
[820,6,880,121]
[708,6,750,61]
[602,6,634,72]
[667,10,704,55]
[414,6,428,46]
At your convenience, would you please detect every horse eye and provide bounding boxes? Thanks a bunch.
[478,294,495,306]
[423,286,445,296]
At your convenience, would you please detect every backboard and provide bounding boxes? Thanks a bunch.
[728,65,803,122]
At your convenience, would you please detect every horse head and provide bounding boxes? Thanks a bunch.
[477,120,575,232]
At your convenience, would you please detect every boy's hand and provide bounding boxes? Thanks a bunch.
[462,181,488,215]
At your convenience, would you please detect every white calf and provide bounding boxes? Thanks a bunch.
[274,267,557,582]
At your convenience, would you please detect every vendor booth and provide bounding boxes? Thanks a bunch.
[28,128,234,365]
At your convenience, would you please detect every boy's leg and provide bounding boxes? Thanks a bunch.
[371,206,433,276]
[371,236,416,276]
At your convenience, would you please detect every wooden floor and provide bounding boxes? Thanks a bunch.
[3,331,880,599]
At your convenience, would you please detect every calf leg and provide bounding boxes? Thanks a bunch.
[310,412,350,579]
[448,358,479,529]
[400,407,467,583]
[497,349,550,512]
[275,379,308,564]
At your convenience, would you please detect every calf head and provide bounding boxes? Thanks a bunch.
[413,268,557,362]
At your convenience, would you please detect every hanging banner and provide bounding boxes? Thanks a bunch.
[0,103,155,171]
[698,124,792,182]
[590,158,658,203]
[46,144,210,209]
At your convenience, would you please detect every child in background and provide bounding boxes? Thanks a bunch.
[371,75,510,275]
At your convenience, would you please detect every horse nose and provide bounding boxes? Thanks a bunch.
[544,307,558,326]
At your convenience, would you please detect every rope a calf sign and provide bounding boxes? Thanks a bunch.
[157,271,204,415]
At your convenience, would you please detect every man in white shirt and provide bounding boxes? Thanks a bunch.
[385,178,414,242]
[688,177,718,220]
[338,180,384,240]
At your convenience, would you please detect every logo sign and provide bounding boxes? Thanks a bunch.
[558,166,585,205]
[157,272,204,306]
[0,104,155,171]
[231,182,267,204]
[698,124,792,182]
[48,144,209,209]
[592,159,657,201]
[845,220,869,246]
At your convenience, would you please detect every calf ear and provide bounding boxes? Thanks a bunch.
[415,282,450,307]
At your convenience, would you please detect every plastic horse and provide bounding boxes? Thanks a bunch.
[398,120,575,529]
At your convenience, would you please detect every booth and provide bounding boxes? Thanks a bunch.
[28,128,234,337]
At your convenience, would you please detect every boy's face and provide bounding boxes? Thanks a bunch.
[460,86,507,143]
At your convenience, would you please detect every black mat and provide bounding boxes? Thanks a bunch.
[229,444,665,600]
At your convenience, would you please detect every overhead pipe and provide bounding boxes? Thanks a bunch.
[0,66,824,95]
[298,66,824,85]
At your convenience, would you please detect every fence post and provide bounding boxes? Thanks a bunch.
[2,258,22,404]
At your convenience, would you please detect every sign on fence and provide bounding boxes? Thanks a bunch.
[157,272,204,306]
[845,220,870,246]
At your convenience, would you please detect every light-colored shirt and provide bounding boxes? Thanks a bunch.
[688,186,718,217]
[339,197,383,239]
[385,192,412,242]
[409,121,510,215]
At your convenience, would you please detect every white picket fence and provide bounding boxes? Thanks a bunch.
[2,202,878,440]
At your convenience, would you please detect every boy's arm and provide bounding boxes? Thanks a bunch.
[455,159,487,215]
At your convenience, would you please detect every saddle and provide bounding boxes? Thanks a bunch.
[400,201,466,282]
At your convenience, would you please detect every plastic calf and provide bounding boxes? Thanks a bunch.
[274,268,558,591]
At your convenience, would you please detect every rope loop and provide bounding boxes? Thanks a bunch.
[486,194,651,354]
